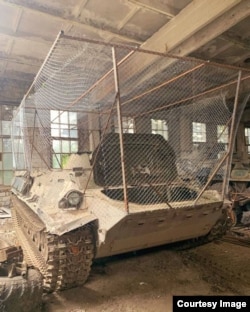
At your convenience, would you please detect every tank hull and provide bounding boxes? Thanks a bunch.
[12,193,227,263]
[95,202,225,258]
[11,166,229,291]
[83,189,226,258]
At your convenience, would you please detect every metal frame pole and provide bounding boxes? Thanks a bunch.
[112,47,129,213]
[223,70,248,199]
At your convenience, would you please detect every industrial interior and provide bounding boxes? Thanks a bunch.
[0,1,250,311]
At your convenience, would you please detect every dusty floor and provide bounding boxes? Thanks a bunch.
[42,240,250,312]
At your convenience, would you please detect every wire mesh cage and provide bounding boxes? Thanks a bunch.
[11,32,250,214]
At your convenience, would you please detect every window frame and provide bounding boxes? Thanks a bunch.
[151,119,168,141]
[192,122,206,143]
[114,116,135,134]
[50,110,79,168]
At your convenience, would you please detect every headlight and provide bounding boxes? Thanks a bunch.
[68,191,82,206]
[59,190,83,209]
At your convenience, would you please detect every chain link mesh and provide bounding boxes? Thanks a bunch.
[12,34,250,213]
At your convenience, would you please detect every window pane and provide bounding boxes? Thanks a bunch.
[3,139,12,152]
[61,127,69,137]
[192,122,206,142]
[2,121,11,135]
[50,110,60,123]
[51,124,60,137]
[62,141,70,153]
[71,141,78,153]
[70,129,78,138]
[151,119,168,140]
[60,111,68,124]
[52,140,61,153]
[69,112,77,125]
[114,116,134,133]
[245,127,250,154]
[3,171,13,186]
[3,153,13,169]
[52,154,61,169]
[50,110,78,168]
[245,128,250,137]
[217,125,228,143]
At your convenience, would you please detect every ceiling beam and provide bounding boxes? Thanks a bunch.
[1,37,14,77]
[0,30,55,46]
[142,0,242,52]
[231,51,250,66]
[128,0,177,18]
[170,0,250,57]
[71,0,89,19]
[117,6,140,31]
[196,41,233,60]
[0,100,20,106]
[0,70,36,81]
[0,0,142,44]
[220,32,250,51]
[91,0,245,103]
[3,7,23,77]
[13,7,23,33]
[0,54,43,67]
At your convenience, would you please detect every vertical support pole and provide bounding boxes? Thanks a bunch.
[30,109,38,170]
[112,47,129,213]
[88,112,100,152]
[223,70,242,198]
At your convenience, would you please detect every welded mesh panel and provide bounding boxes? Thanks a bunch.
[114,48,239,206]
[11,94,36,169]
[11,34,250,214]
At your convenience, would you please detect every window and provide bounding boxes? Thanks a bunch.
[114,116,134,133]
[192,122,206,143]
[217,125,229,143]
[245,128,250,154]
[217,124,229,153]
[0,105,17,185]
[50,110,78,168]
[151,119,168,140]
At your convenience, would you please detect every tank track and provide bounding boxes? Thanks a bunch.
[11,196,94,292]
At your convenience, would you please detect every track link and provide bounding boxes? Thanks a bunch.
[56,226,94,290]
[11,195,94,292]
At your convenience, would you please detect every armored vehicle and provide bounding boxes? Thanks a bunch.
[11,133,230,291]
[10,33,250,291]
